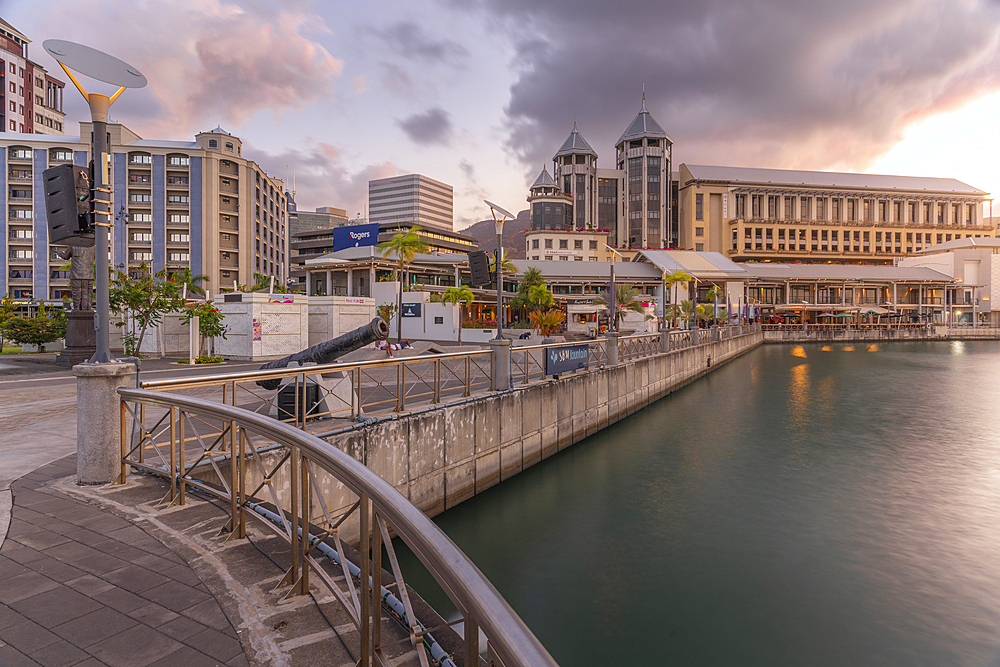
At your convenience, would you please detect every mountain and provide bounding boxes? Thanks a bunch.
[460,209,530,259]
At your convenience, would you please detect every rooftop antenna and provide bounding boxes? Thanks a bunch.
[292,166,296,199]
[641,82,647,111]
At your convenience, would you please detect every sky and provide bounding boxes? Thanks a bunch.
[7,0,1000,228]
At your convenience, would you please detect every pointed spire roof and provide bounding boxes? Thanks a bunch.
[530,165,556,189]
[616,92,670,146]
[553,122,598,159]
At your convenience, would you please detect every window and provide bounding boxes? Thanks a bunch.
[222,271,231,278]
[50,149,72,161]
[168,233,189,243]
[169,214,190,224]
[9,229,31,239]
[129,194,152,203]
[222,233,231,241]
[695,194,704,220]
[574,239,583,249]
[695,226,705,237]
[831,198,840,221]
[589,240,598,250]
[168,156,190,166]
[559,239,568,249]
[225,142,234,150]
[130,232,152,242]
[130,154,152,164]
[532,239,539,249]
[544,239,552,249]
[222,252,231,260]
[9,249,33,259]
[131,213,153,222]
[800,197,810,220]
[695,243,704,251]
[129,251,152,261]
[168,252,189,262]
[209,140,218,148]
[167,195,189,204]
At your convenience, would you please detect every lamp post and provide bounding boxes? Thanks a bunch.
[44,40,146,364]
[485,200,515,340]
[603,244,621,332]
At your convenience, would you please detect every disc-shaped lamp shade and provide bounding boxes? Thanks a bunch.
[485,199,515,234]
[43,39,147,88]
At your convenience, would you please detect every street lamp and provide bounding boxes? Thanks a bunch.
[602,244,623,333]
[485,200,515,340]
[44,40,146,364]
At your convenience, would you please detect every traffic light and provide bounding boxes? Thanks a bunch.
[468,249,492,286]
[43,164,94,246]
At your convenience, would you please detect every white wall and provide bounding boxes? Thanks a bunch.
[212,292,309,360]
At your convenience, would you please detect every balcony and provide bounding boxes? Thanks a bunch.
[166,177,189,187]
[7,171,32,183]
[7,151,32,163]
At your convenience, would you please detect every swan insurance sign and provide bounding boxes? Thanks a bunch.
[332,223,381,252]
[545,344,590,376]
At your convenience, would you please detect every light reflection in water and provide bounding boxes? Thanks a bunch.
[868,344,879,352]
[843,345,855,351]
[790,345,807,358]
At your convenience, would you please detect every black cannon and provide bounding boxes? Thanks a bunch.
[256,317,390,390]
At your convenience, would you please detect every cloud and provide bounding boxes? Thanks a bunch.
[367,20,469,66]
[351,74,370,94]
[397,107,453,146]
[465,0,1000,173]
[22,0,343,138]
[247,141,397,218]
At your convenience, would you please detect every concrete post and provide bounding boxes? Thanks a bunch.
[660,328,670,353]
[489,338,511,391]
[73,362,135,485]
[606,332,620,365]
[689,328,698,347]
[189,315,199,363]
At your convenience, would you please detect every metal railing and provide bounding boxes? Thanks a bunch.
[617,333,660,362]
[118,388,558,667]
[508,339,608,385]
[141,350,494,426]
[761,323,930,332]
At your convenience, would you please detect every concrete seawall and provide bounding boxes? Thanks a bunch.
[317,331,763,521]
[763,327,1000,343]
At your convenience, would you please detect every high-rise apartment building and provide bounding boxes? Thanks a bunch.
[0,18,66,135]
[368,174,453,231]
[0,124,286,300]
[615,96,672,249]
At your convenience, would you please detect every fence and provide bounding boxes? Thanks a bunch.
[118,388,558,667]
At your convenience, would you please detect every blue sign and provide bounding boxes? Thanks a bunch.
[401,303,422,317]
[545,344,590,376]
[332,223,380,252]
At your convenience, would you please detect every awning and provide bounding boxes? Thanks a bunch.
[861,306,889,315]
[775,304,860,312]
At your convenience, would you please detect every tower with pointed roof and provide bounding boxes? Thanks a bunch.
[552,123,599,232]
[615,92,672,249]
[527,165,573,231]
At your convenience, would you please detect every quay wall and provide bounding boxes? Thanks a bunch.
[764,327,1000,343]
[190,331,761,538]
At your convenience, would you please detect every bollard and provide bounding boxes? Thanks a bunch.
[606,332,620,365]
[73,362,135,485]
[488,338,511,391]
[659,328,670,353]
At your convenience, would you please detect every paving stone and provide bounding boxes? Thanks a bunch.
[0,618,62,654]
[147,644,227,667]
[180,599,231,632]
[91,587,148,614]
[102,565,172,594]
[0,571,60,605]
[23,557,86,584]
[127,603,180,628]
[0,555,30,580]
[160,563,204,588]
[11,528,73,551]
[87,623,184,667]
[0,644,43,666]
[52,607,138,649]
[226,653,250,667]
[64,574,115,597]
[141,581,212,614]
[182,627,243,663]
[2,543,47,566]
[0,604,26,631]
[9,586,102,628]
[158,616,207,642]
[26,639,91,667]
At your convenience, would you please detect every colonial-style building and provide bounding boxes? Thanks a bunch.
[678,164,993,264]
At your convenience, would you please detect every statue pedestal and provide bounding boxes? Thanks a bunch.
[59,310,97,367]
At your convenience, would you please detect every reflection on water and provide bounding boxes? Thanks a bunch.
[400,342,1000,666]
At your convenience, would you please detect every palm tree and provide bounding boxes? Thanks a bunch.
[527,284,554,311]
[511,266,545,309]
[595,283,646,330]
[171,267,208,298]
[528,309,565,337]
[664,270,692,328]
[378,227,429,342]
[441,285,474,344]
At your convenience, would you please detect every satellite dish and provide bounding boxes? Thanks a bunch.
[43,39,147,88]
[484,200,516,220]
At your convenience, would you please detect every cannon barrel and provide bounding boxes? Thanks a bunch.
[256,317,389,390]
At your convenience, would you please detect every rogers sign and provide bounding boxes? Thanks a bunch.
[332,223,381,252]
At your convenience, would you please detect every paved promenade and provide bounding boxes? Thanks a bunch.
[0,355,407,667]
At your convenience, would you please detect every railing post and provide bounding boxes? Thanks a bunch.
[606,332,619,365]
[489,338,511,391]
[359,494,372,666]
[689,327,698,348]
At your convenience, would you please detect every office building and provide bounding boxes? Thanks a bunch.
[615,95,672,249]
[677,164,993,264]
[288,203,348,236]
[0,124,286,300]
[0,18,66,135]
[368,173,453,231]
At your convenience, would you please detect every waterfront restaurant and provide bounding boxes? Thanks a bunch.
[739,263,955,324]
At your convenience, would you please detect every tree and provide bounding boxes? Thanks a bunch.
[179,301,228,359]
[705,286,723,323]
[489,250,517,275]
[595,283,646,329]
[170,267,208,298]
[0,298,17,349]
[109,262,184,356]
[441,285,474,344]
[664,270,693,328]
[378,228,429,342]
[526,284,554,311]
[0,304,66,352]
[511,266,545,308]
[528,309,565,337]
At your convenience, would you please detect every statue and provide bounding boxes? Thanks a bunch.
[55,245,96,311]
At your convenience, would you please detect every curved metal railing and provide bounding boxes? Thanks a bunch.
[118,387,558,667]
